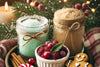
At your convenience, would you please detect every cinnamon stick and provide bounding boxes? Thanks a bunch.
[11,52,26,67]
[11,58,18,67]
[11,53,22,65]
[17,55,25,64]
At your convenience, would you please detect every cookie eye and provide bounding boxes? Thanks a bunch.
[82,55,86,58]
[77,55,80,58]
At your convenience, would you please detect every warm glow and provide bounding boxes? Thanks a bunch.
[86,1,90,5]
[30,2,34,7]
[27,0,29,3]
[91,8,95,13]
[5,1,8,10]
[63,0,67,3]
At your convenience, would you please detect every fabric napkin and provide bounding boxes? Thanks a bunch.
[84,27,100,67]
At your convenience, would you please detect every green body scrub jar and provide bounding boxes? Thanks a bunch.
[16,15,49,58]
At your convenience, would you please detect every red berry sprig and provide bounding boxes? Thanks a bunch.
[75,3,90,16]
[84,10,90,16]
[82,3,88,9]
[33,1,39,6]
[31,1,44,10]
[75,3,81,9]
[38,4,44,10]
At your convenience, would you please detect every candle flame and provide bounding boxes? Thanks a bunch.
[63,0,67,3]
[91,8,95,13]
[5,1,8,10]
[86,1,90,5]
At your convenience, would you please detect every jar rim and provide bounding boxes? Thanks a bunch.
[16,15,48,28]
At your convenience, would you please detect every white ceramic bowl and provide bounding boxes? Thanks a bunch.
[35,45,70,67]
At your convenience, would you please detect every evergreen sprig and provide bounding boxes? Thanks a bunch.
[12,0,75,19]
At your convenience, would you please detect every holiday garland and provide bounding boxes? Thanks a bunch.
[12,0,100,31]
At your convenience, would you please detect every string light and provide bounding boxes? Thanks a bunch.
[86,1,91,5]
[30,1,34,7]
[63,0,67,3]
[91,8,96,13]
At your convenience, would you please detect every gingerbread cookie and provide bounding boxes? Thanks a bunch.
[65,53,93,67]
[74,53,88,62]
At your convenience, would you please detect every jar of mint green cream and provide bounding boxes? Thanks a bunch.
[16,15,49,58]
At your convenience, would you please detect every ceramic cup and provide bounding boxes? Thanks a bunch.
[35,45,70,67]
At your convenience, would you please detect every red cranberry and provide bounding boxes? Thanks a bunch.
[82,3,87,9]
[44,46,50,51]
[43,51,50,59]
[52,40,58,45]
[60,51,66,57]
[28,58,36,65]
[52,52,60,60]
[45,41,50,46]
[38,47,45,55]
[84,10,90,16]
[34,1,39,6]
[60,46,66,51]
[38,4,43,10]
[47,43,53,49]
[75,3,81,9]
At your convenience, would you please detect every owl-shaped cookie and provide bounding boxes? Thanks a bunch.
[65,53,93,67]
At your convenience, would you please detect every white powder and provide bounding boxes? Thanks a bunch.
[16,15,48,33]
[21,18,42,27]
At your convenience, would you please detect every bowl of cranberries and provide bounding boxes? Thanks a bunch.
[35,40,70,67]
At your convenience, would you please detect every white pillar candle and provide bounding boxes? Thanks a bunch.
[0,2,15,25]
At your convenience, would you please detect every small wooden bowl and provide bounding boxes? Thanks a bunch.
[5,45,18,67]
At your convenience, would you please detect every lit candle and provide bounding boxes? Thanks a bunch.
[0,1,15,24]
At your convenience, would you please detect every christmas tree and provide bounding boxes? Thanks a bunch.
[85,0,100,31]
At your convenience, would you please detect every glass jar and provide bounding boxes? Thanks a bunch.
[53,8,85,56]
[16,15,49,58]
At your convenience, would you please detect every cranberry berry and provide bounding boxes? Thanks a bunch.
[75,3,81,9]
[82,3,87,9]
[47,43,53,49]
[38,4,43,10]
[45,41,50,46]
[44,46,50,51]
[52,40,58,45]
[52,52,60,60]
[43,51,51,59]
[28,58,36,65]
[38,46,45,55]
[84,10,90,16]
[60,51,66,57]
[34,1,39,6]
